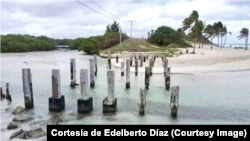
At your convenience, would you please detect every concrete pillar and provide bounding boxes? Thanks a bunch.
[89,59,95,88]
[49,69,65,111]
[121,61,124,76]
[138,88,146,115]
[78,69,93,113]
[70,58,78,87]
[22,68,34,109]
[135,58,138,76]
[145,67,150,89]
[103,70,117,113]
[6,83,11,101]
[94,55,98,76]
[126,59,130,88]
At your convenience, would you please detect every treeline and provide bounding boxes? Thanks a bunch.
[79,21,129,54]
[1,34,57,53]
[147,26,191,47]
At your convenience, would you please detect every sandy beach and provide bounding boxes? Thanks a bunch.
[111,44,250,74]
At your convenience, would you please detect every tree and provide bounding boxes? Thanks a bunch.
[184,10,199,53]
[204,24,215,50]
[215,21,223,48]
[106,21,119,33]
[221,26,232,48]
[237,28,249,51]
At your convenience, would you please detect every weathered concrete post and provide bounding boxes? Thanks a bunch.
[170,86,179,117]
[140,55,143,67]
[0,87,3,100]
[77,69,93,113]
[103,70,117,113]
[6,83,11,101]
[121,61,124,76]
[70,58,78,87]
[22,68,34,109]
[143,55,146,62]
[130,56,133,67]
[89,59,95,88]
[138,88,146,115]
[135,58,138,76]
[108,51,111,70]
[145,67,150,89]
[116,55,119,63]
[149,58,153,76]
[126,59,130,88]
[165,67,171,89]
[94,55,98,76]
[163,58,168,76]
[49,69,65,111]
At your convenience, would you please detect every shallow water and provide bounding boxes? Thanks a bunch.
[1,50,250,140]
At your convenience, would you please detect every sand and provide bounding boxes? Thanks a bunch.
[111,44,250,74]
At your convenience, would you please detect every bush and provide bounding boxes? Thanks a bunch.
[79,36,102,54]
[102,32,128,49]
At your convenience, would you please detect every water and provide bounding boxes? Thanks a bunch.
[1,50,250,140]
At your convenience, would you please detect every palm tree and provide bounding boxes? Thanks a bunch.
[215,21,223,48]
[204,24,215,50]
[181,18,192,45]
[222,26,232,47]
[189,10,199,53]
[238,28,249,50]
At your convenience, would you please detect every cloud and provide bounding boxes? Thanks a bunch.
[1,0,249,44]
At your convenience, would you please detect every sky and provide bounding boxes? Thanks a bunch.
[1,0,250,44]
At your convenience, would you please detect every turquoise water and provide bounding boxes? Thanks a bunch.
[1,50,250,140]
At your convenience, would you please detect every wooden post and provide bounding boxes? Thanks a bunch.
[163,58,168,76]
[126,59,130,88]
[49,69,65,111]
[22,68,34,109]
[165,67,171,89]
[103,70,117,113]
[145,67,150,89]
[138,88,146,115]
[121,61,124,76]
[108,51,111,70]
[6,83,11,101]
[116,55,118,63]
[78,69,93,113]
[70,58,78,87]
[135,57,138,76]
[89,59,95,88]
[94,55,97,76]
[170,86,179,117]
[0,87,3,100]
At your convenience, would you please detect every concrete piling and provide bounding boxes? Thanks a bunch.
[138,88,146,115]
[149,58,153,76]
[143,55,146,62]
[130,56,133,67]
[89,59,95,88]
[121,61,124,76]
[165,67,171,89]
[70,58,78,87]
[126,59,130,88]
[170,86,179,117]
[78,69,93,113]
[163,58,168,76]
[140,55,143,67]
[6,83,11,101]
[145,67,150,89]
[0,87,3,100]
[116,55,118,63]
[135,58,138,76]
[22,68,34,109]
[49,69,65,112]
[94,55,98,76]
[103,70,117,113]
[108,51,111,70]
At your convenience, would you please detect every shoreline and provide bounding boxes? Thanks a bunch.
[110,45,250,74]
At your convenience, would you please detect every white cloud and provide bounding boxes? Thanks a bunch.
[1,0,249,44]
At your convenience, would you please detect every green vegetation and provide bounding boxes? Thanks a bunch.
[147,26,192,47]
[237,28,249,50]
[100,38,180,56]
[1,34,56,53]
[78,21,129,54]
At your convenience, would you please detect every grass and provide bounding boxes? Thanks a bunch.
[100,38,182,56]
